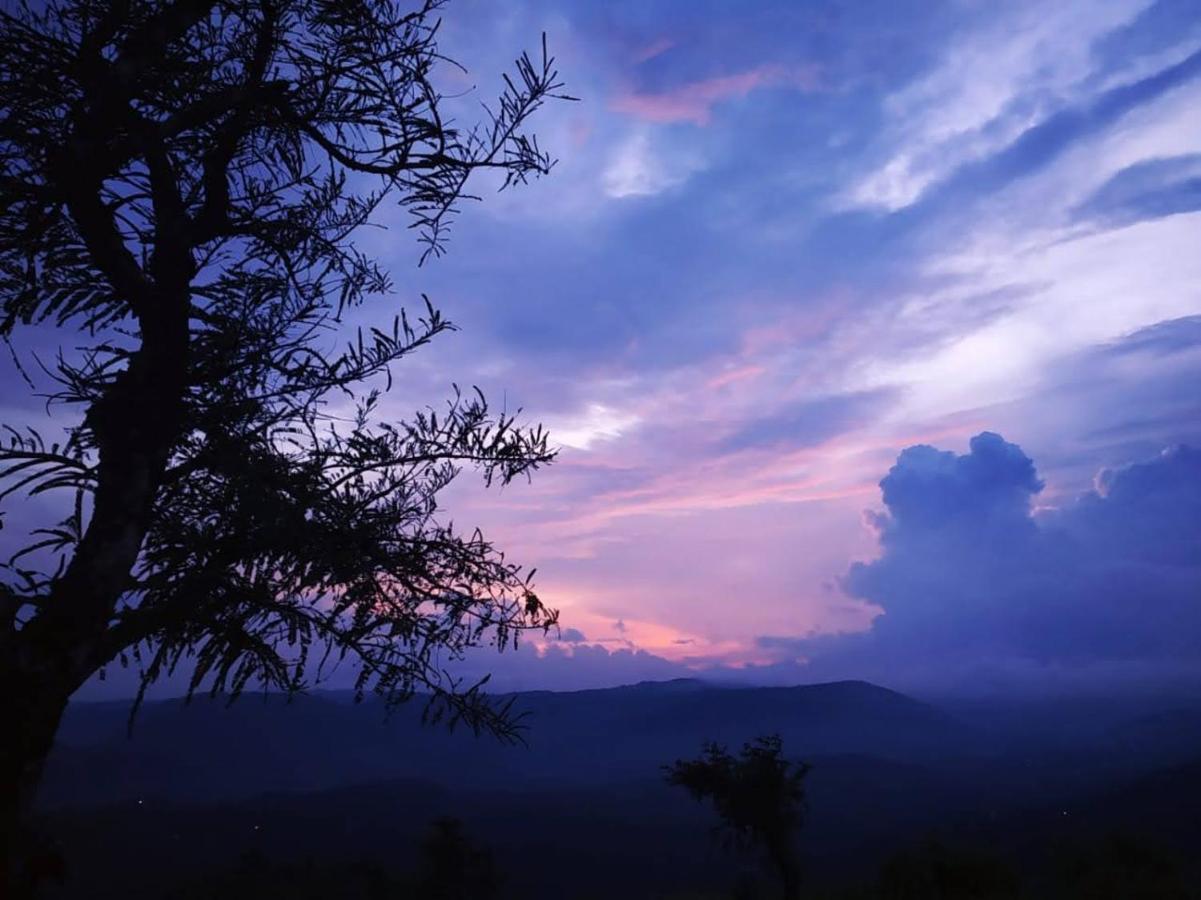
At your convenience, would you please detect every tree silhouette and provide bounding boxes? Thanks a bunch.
[0,0,571,883]
[877,839,1020,900]
[665,735,811,899]
[414,817,499,900]
[1048,833,1190,900]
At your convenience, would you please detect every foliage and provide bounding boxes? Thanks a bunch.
[1046,833,1192,900]
[665,735,810,899]
[165,819,498,900]
[0,0,572,746]
[414,817,499,900]
[875,840,1019,900]
[169,851,404,900]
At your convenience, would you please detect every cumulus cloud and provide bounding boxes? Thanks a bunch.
[1057,443,1201,567]
[870,432,1043,536]
[782,433,1201,693]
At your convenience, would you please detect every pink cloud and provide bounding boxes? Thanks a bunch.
[432,310,997,673]
[632,37,676,64]
[536,610,743,663]
[612,64,821,125]
[707,364,766,390]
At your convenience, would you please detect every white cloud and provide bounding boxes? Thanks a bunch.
[602,130,703,199]
[861,210,1201,423]
[843,0,1151,212]
[547,402,640,450]
[844,54,1201,425]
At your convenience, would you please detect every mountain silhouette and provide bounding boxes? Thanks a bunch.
[41,679,979,808]
[28,680,1201,898]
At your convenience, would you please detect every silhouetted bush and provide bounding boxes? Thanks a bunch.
[876,839,1020,900]
[1046,833,1191,900]
[167,850,404,900]
[666,735,810,899]
[413,817,500,900]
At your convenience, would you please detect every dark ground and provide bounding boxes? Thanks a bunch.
[32,680,1201,898]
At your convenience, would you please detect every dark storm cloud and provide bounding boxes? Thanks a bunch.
[767,434,1201,692]
[871,432,1043,537]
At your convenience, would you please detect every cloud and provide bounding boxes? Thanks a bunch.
[74,435,1199,704]
[856,207,1201,425]
[1074,153,1201,226]
[1059,444,1201,567]
[719,389,895,453]
[783,433,1201,693]
[971,314,1201,495]
[872,432,1043,536]
[601,130,705,198]
[631,37,675,65]
[611,64,820,125]
[925,46,1201,206]
[546,402,640,450]
[32,1,1201,708]
[437,639,695,694]
[1102,313,1201,357]
[842,0,1154,211]
[74,636,695,702]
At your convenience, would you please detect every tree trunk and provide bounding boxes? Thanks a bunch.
[766,837,801,900]
[0,29,197,893]
[1,671,72,896]
[0,178,195,892]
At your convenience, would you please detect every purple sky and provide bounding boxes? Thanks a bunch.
[6,0,1201,699]
[412,0,1201,695]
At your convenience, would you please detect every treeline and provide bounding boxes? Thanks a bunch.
[148,823,1198,900]
[90,736,1197,900]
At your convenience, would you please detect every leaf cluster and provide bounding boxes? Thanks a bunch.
[0,0,570,737]
[665,735,811,855]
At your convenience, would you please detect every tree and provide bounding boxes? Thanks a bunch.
[414,817,499,900]
[0,0,571,882]
[877,839,1019,900]
[665,735,811,899]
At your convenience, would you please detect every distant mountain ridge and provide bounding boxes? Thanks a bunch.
[43,678,980,809]
[36,679,1201,899]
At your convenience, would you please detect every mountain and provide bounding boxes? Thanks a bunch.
[41,678,981,807]
[33,679,1201,898]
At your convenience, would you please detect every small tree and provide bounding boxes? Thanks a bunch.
[665,735,811,899]
[414,817,499,900]
[0,0,571,880]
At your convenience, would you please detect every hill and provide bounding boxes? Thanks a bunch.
[41,678,980,807]
[34,680,1201,898]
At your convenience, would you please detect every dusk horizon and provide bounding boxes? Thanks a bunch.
[23,0,1200,704]
[3,0,1200,896]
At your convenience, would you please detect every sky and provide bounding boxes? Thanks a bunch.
[408,0,1201,696]
[7,0,1201,700]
